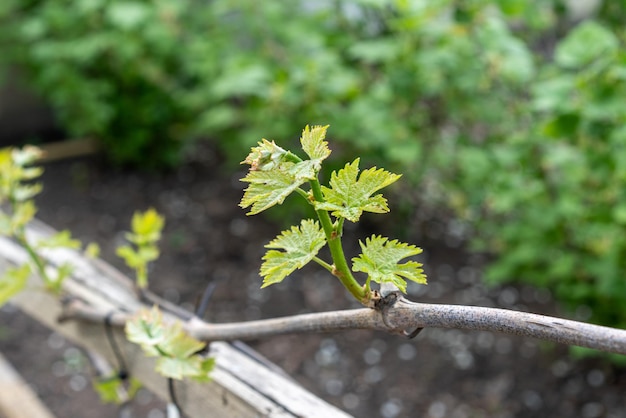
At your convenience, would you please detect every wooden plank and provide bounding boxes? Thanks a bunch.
[0,352,58,418]
[0,220,353,418]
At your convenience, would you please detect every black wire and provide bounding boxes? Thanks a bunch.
[195,280,218,318]
[104,311,129,380]
[168,378,189,418]
[165,279,219,418]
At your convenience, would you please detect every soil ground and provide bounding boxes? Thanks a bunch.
[0,146,625,418]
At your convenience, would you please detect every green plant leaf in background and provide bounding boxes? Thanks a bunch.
[36,230,82,250]
[352,235,426,293]
[260,219,326,288]
[93,375,141,405]
[555,21,619,69]
[117,208,164,289]
[315,159,401,222]
[125,306,166,353]
[0,264,31,306]
[128,208,165,245]
[125,306,214,381]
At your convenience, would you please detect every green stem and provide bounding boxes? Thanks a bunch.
[309,179,367,303]
[312,256,334,273]
[16,230,52,288]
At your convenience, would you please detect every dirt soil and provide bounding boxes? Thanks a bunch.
[0,146,625,418]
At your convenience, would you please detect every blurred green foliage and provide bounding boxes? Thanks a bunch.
[1,1,626,330]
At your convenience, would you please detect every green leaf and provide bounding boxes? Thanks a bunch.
[116,246,141,268]
[125,306,166,353]
[315,158,401,222]
[300,125,331,162]
[352,235,426,293]
[11,201,37,230]
[93,376,141,405]
[241,139,290,172]
[156,355,214,381]
[106,1,150,30]
[240,169,304,215]
[126,307,214,381]
[48,262,74,292]
[130,208,164,244]
[555,21,618,69]
[11,146,43,167]
[13,183,42,202]
[260,219,326,287]
[36,230,81,250]
[85,242,101,258]
[158,323,206,359]
[0,264,30,306]
[93,377,124,404]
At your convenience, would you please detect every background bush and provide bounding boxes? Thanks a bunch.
[2,0,626,331]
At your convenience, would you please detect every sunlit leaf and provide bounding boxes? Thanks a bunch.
[13,183,42,202]
[116,246,141,268]
[85,242,101,258]
[315,158,401,222]
[36,230,82,250]
[11,146,43,167]
[11,201,37,230]
[555,21,618,69]
[156,355,214,381]
[260,219,326,287]
[129,208,164,244]
[352,235,426,293]
[93,376,141,405]
[0,264,31,306]
[125,306,166,353]
[241,139,290,172]
[126,306,214,381]
[300,124,331,162]
[47,262,74,292]
[240,169,304,215]
[158,323,205,359]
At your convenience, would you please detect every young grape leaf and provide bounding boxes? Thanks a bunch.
[125,306,166,354]
[156,354,215,381]
[85,242,101,258]
[93,376,141,405]
[154,322,211,380]
[241,139,290,172]
[158,323,206,359]
[300,124,331,165]
[315,158,401,222]
[240,169,304,215]
[352,235,427,293]
[128,208,165,245]
[10,200,37,231]
[260,219,326,287]
[126,307,214,381]
[48,262,74,292]
[0,264,31,306]
[36,230,82,250]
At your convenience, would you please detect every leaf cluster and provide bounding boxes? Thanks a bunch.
[241,126,426,302]
[0,146,88,298]
[116,208,164,289]
[125,306,215,381]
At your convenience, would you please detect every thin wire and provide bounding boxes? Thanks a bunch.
[168,378,189,418]
[104,311,129,380]
[195,280,218,319]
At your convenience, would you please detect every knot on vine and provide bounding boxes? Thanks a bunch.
[375,291,423,339]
